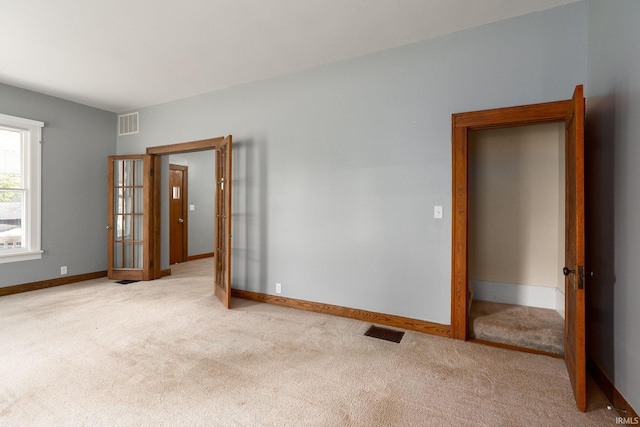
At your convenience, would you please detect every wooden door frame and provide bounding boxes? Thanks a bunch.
[169,163,189,264]
[147,137,225,279]
[450,100,571,340]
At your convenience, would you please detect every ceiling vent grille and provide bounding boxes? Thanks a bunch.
[118,112,139,136]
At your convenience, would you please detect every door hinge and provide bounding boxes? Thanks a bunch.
[150,260,154,268]
[150,168,154,176]
[577,266,585,290]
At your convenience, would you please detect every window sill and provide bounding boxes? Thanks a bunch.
[0,250,43,264]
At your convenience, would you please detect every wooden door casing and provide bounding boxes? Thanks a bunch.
[146,136,232,308]
[451,99,570,339]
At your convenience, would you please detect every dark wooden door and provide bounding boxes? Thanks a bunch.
[169,164,187,264]
[107,155,153,281]
[214,136,232,308]
[564,84,587,411]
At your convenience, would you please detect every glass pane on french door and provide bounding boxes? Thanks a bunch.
[112,159,144,270]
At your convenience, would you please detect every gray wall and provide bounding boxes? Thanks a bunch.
[586,0,640,411]
[117,3,586,324]
[0,83,116,287]
[168,151,215,259]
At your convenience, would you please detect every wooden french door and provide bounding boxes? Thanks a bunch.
[563,85,586,411]
[107,155,154,281]
[214,136,233,308]
[451,85,587,411]
[169,164,188,264]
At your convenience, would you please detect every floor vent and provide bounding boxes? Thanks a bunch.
[116,280,139,285]
[364,325,405,343]
[118,112,139,136]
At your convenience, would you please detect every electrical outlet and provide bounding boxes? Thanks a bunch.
[61,266,67,275]
[276,283,282,294]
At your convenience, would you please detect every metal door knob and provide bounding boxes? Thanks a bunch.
[563,266,575,276]
[178,218,184,223]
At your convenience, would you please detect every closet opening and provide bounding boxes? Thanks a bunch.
[467,123,565,356]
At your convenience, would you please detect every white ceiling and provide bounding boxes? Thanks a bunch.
[0,0,578,113]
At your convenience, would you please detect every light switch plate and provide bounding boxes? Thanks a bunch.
[434,206,443,219]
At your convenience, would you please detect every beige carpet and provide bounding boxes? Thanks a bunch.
[469,300,565,355]
[0,259,617,426]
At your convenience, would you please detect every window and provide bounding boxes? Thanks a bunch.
[0,113,44,263]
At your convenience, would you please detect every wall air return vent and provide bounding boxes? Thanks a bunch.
[118,112,139,136]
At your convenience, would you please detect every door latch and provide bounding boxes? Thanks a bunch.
[563,265,585,290]
[577,266,585,290]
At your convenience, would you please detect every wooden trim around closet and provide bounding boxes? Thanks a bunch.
[453,100,571,130]
[451,99,571,340]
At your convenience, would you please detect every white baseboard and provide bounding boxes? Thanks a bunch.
[555,287,565,319]
[471,280,556,309]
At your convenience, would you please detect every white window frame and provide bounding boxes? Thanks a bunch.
[0,113,44,263]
